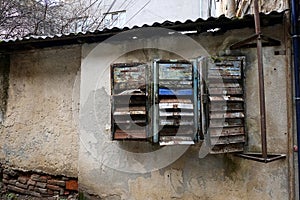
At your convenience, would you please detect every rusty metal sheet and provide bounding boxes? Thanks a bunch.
[160,99,192,103]
[209,96,244,102]
[114,106,146,116]
[112,64,148,140]
[209,118,243,127]
[208,74,242,79]
[208,87,243,95]
[160,119,194,126]
[208,83,241,88]
[114,81,146,90]
[159,103,193,109]
[114,129,147,139]
[114,66,146,83]
[114,110,146,116]
[209,102,244,112]
[208,69,241,74]
[159,63,193,80]
[159,136,195,145]
[113,119,146,124]
[115,106,146,111]
[159,111,194,117]
[114,98,146,105]
[209,112,244,119]
[210,143,244,154]
[206,57,245,154]
[159,128,194,136]
[209,127,245,137]
[210,135,245,145]
[114,89,146,96]
[159,80,193,88]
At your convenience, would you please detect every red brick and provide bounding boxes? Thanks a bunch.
[34,187,48,194]
[47,189,54,195]
[31,174,40,180]
[36,181,47,188]
[47,179,65,187]
[8,179,17,185]
[65,180,78,191]
[27,191,42,197]
[16,182,28,189]
[18,176,29,184]
[31,174,47,182]
[28,185,34,191]
[3,174,9,179]
[7,185,26,194]
[47,184,61,191]
[3,169,17,177]
[27,179,36,186]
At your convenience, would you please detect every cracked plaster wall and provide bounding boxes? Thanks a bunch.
[0,46,81,177]
[79,24,292,200]
[0,23,291,199]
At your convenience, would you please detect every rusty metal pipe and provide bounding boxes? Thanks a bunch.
[254,0,268,160]
[291,0,300,197]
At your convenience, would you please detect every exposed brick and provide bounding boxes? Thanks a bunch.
[36,181,47,188]
[28,185,35,191]
[3,174,9,179]
[3,169,17,177]
[34,187,48,194]
[7,185,26,194]
[27,191,42,197]
[31,174,40,181]
[39,176,48,183]
[2,185,7,193]
[47,179,65,187]
[16,182,28,189]
[66,180,78,191]
[31,174,47,183]
[2,178,8,184]
[8,179,17,185]
[47,189,54,195]
[18,176,28,184]
[47,184,61,191]
[27,179,36,186]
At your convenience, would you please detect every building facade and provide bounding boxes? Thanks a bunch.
[0,1,296,200]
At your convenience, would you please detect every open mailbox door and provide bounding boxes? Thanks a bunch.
[153,60,199,145]
[110,58,246,152]
[111,63,150,140]
[201,56,246,154]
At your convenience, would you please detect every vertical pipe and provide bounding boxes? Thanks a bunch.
[192,61,199,141]
[153,61,159,143]
[254,0,268,160]
[291,0,300,197]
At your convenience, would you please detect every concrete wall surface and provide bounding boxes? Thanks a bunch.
[0,46,81,177]
[79,23,293,200]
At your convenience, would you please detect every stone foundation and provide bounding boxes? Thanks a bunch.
[0,166,78,198]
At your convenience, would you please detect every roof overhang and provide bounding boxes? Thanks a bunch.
[0,11,286,53]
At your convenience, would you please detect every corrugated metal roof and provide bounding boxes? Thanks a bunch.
[0,11,285,52]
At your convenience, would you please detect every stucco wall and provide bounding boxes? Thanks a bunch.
[0,46,81,177]
[79,23,292,200]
